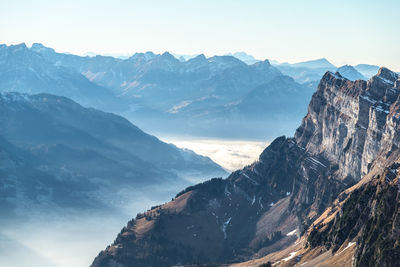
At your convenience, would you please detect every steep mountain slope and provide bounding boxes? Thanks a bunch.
[304,167,400,267]
[228,67,400,267]
[0,92,226,216]
[295,68,400,267]
[91,67,400,267]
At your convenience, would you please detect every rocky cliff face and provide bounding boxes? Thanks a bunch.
[242,67,400,267]
[297,68,400,267]
[296,68,400,181]
[92,67,400,267]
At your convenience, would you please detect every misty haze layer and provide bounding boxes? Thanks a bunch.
[161,137,269,171]
[0,42,388,267]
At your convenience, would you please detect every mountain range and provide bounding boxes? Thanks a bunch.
[1,42,399,266]
[0,43,125,112]
[0,92,226,218]
[1,43,382,140]
[91,67,400,267]
[271,58,379,84]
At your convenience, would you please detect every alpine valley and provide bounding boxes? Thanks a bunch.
[1,42,398,267]
[91,67,400,267]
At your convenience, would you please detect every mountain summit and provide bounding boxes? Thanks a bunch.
[0,43,311,139]
[91,67,400,267]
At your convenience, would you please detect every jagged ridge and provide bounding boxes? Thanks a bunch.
[92,67,400,267]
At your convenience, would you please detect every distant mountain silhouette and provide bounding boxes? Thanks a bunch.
[21,43,314,139]
[337,65,367,81]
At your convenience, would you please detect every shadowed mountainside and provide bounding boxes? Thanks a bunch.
[91,67,400,267]
[0,92,226,217]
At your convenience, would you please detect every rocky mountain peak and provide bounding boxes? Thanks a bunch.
[189,53,207,62]
[365,67,399,101]
[318,71,348,89]
[160,51,178,61]
[295,67,400,183]
[129,51,155,62]
[30,43,56,58]
[11,42,27,49]
[251,59,274,73]
[90,65,400,267]
[257,59,271,67]
[5,43,28,54]
[31,42,45,49]
[376,66,399,83]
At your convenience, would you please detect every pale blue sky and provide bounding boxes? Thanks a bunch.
[1,0,399,70]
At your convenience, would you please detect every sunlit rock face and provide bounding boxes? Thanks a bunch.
[91,67,400,267]
[298,68,400,267]
[296,67,400,181]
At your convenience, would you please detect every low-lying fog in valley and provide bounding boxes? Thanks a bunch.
[2,1,399,266]
[1,184,186,267]
[161,137,269,171]
[1,137,266,267]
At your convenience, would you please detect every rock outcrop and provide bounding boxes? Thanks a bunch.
[296,68,400,181]
[92,67,400,267]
